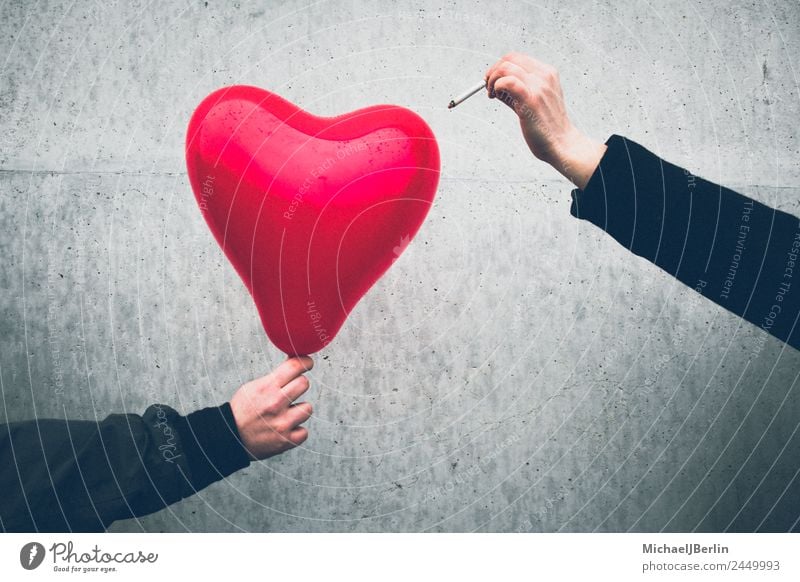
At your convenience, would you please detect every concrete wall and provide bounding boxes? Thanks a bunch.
[2,0,799,532]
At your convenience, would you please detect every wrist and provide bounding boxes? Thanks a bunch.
[551,127,607,190]
[228,398,258,461]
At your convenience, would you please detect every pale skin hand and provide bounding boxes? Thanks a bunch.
[229,356,314,460]
[484,52,607,190]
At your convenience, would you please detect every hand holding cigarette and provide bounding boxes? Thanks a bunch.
[484,52,607,189]
[449,52,606,190]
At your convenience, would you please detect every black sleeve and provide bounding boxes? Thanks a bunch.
[570,134,800,351]
[0,402,251,532]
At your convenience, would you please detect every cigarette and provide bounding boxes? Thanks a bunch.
[447,81,487,109]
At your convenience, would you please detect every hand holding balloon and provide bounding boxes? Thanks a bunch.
[229,356,314,460]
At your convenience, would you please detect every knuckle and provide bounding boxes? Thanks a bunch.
[542,65,558,81]
[295,402,312,418]
[294,356,312,371]
[263,383,281,399]
[287,359,303,376]
[264,398,283,415]
[261,378,280,394]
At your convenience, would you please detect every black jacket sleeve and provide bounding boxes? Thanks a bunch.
[0,402,251,532]
[570,134,800,351]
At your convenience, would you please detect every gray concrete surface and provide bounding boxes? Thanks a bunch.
[1,0,799,532]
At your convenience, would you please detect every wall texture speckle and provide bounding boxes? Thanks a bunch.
[1,0,799,532]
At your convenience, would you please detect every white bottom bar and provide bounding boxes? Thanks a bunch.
[1,533,798,581]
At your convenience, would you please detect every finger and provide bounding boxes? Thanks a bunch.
[493,75,529,111]
[281,374,311,403]
[288,427,309,446]
[285,402,313,427]
[270,356,313,387]
[484,61,500,91]
[484,57,514,92]
[501,51,549,74]
[486,60,528,97]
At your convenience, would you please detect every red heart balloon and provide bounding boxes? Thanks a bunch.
[185,86,440,355]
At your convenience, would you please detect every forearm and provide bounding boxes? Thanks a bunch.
[570,135,800,350]
[0,403,250,532]
[483,53,800,349]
